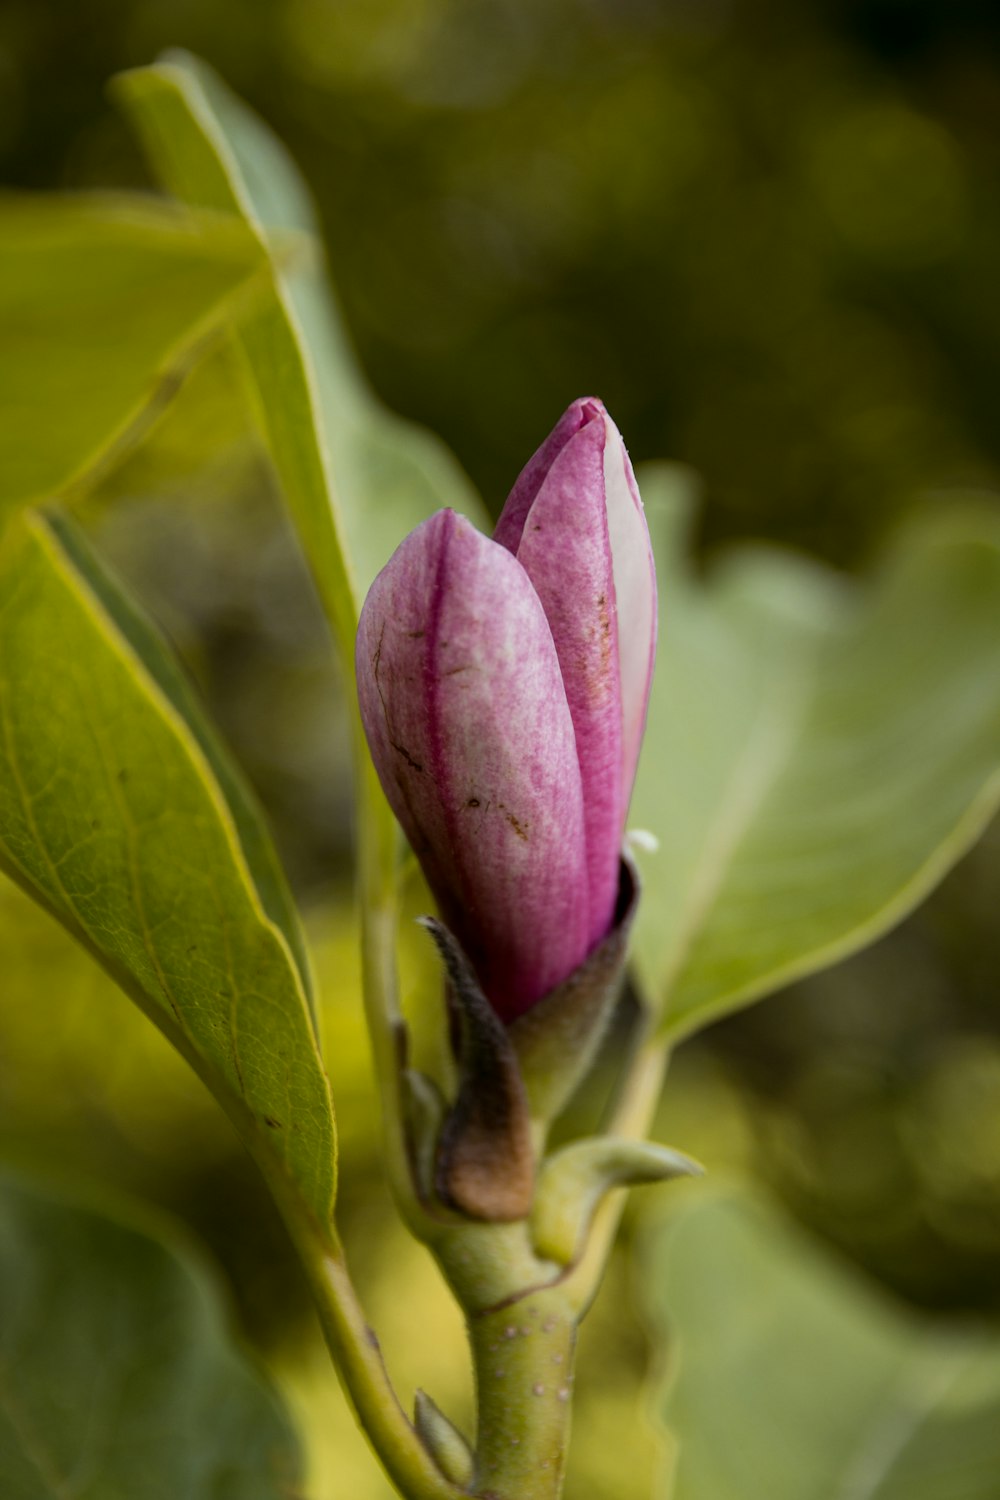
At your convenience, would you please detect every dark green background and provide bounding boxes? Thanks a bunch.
[6,0,1000,560]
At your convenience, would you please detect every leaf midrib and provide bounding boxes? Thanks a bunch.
[144,60,362,646]
[829,1345,971,1500]
[39,511,315,1037]
[0,513,333,1220]
[16,257,273,515]
[658,660,813,1008]
[0,1356,76,1500]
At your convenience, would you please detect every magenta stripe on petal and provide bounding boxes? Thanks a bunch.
[495,405,624,949]
[356,510,591,1021]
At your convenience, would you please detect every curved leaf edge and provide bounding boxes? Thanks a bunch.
[42,506,318,1019]
[2,191,270,515]
[0,1162,305,1485]
[0,508,336,1228]
[639,509,1000,1045]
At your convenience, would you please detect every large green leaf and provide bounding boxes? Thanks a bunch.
[631,475,1000,1041]
[0,1171,303,1500]
[645,1187,1000,1500]
[113,52,485,660]
[0,506,335,1226]
[0,193,266,508]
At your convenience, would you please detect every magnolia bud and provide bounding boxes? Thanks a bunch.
[355,399,656,1024]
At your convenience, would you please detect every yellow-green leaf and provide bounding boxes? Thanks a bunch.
[631,479,1000,1042]
[113,52,485,661]
[0,507,335,1226]
[645,1188,1000,1500]
[0,193,266,508]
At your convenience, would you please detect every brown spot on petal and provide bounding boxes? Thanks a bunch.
[392,741,424,772]
[373,620,423,766]
[505,812,529,842]
[596,591,614,682]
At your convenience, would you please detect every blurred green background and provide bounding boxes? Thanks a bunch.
[3,3,1000,1497]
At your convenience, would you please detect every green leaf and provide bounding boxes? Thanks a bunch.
[644,1187,1000,1500]
[0,193,266,509]
[0,507,335,1227]
[631,480,1000,1042]
[113,52,485,660]
[0,1170,303,1500]
[85,338,259,519]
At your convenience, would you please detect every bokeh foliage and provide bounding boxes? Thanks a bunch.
[646,1187,1000,1500]
[0,1172,304,1500]
[4,0,1000,557]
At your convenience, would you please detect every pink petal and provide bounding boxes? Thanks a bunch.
[495,401,657,946]
[493,398,597,556]
[356,509,591,1021]
[602,415,657,803]
[495,406,624,948]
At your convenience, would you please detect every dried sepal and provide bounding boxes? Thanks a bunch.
[421,918,534,1221]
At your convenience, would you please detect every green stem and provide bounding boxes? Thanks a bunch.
[277,1192,464,1500]
[47,903,456,1497]
[563,1033,671,1316]
[467,1286,577,1500]
[347,686,674,1496]
[354,724,434,1236]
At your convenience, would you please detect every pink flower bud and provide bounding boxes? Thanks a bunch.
[355,400,656,1022]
